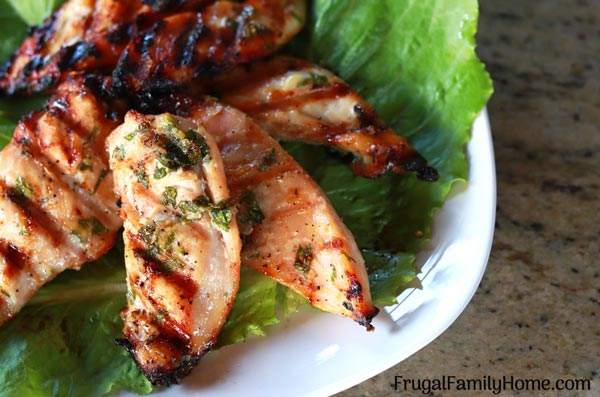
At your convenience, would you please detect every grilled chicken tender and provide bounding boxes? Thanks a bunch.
[210,56,438,180]
[0,75,124,325]
[113,0,306,94]
[1,0,305,96]
[108,112,241,386]
[156,96,378,328]
[0,0,147,95]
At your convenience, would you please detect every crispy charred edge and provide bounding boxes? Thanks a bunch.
[114,337,208,387]
[0,10,62,95]
[343,272,379,331]
[351,103,439,181]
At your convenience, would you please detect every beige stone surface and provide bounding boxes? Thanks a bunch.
[336,1,600,396]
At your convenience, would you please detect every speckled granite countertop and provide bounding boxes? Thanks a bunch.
[337,1,600,396]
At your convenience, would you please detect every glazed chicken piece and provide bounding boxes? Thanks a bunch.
[108,112,241,386]
[0,75,124,325]
[210,56,438,180]
[154,95,378,329]
[0,0,305,96]
[0,0,147,95]
[112,0,306,95]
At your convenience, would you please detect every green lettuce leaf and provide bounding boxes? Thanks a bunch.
[0,0,492,395]
[0,116,15,147]
[5,0,62,26]
[0,246,154,397]
[0,1,29,62]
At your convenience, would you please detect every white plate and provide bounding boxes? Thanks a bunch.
[123,110,495,397]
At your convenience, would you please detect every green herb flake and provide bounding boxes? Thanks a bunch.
[299,72,329,88]
[124,132,136,141]
[139,223,157,247]
[157,152,172,168]
[134,166,149,188]
[70,229,84,243]
[240,21,271,40]
[210,206,232,232]
[153,165,168,179]
[14,176,34,200]
[91,219,107,235]
[159,129,211,169]
[152,310,167,324]
[79,161,92,171]
[178,200,201,214]
[291,10,303,24]
[239,191,264,225]
[184,129,211,164]
[178,195,214,221]
[163,231,176,249]
[259,148,276,172]
[93,168,109,194]
[1,289,11,298]
[112,145,126,160]
[162,186,178,207]
[293,245,313,274]
[161,257,182,273]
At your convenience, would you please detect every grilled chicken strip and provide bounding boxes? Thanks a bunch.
[210,56,438,180]
[0,0,147,95]
[108,112,241,386]
[112,0,306,95]
[151,95,378,328]
[0,75,124,325]
[1,0,305,96]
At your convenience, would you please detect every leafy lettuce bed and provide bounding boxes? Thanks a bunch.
[0,0,492,396]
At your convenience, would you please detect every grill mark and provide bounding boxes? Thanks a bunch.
[225,156,299,199]
[240,82,352,114]
[0,177,76,252]
[106,23,133,44]
[133,247,199,300]
[175,22,206,67]
[61,42,101,69]
[135,20,166,55]
[117,311,196,386]
[0,241,30,281]
[8,134,116,234]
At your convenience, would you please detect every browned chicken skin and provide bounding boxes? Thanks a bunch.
[108,112,241,386]
[0,74,125,325]
[210,56,438,180]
